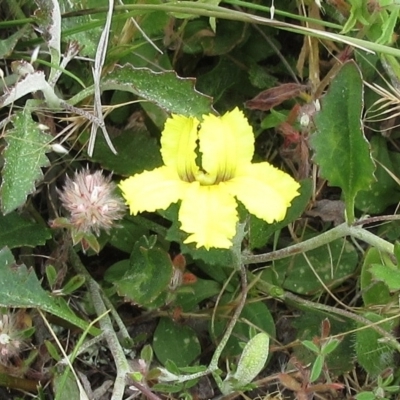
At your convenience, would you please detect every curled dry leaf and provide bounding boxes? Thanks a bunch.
[245,83,309,111]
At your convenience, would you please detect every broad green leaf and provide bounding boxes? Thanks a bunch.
[369,264,400,291]
[188,19,247,56]
[395,242,400,264]
[355,136,400,213]
[175,278,222,312]
[108,218,149,254]
[212,299,276,357]
[153,317,201,367]
[88,129,162,176]
[53,368,80,400]
[311,61,375,223]
[0,109,52,214]
[322,339,341,355]
[101,65,215,118]
[0,212,51,248]
[151,382,185,394]
[197,57,241,103]
[112,238,173,309]
[61,275,86,296]
[356,312,396,375]
[260,109,288,129]
[302,340,320,353]
[0,247,99,335]
[59,0,104,58]
[272,237,358,295]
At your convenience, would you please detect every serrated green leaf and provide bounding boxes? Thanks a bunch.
[113,238,173,309]
[153,317,201,367]
[1,110,52,214]
[311,61,375,223]
[101,65,215,118]
[0,212,51,248]
[0,247,99,335]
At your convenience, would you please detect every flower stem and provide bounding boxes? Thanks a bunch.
[167,225,248,383]
[170,261,248,384]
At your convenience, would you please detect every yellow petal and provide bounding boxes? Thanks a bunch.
[160,114,199,182]
[179,183,238,249]
[119,166,188,214]
[225,163,300,223]
[199,108,254,181]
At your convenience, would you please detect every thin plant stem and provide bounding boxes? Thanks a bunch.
[209,260,247,371]
[171,261,248,383]
[69,248,131,400]
[162,226,248,384]
[283,291,400,353]
[59,332,107,365]
[252,274,400,352]
[128,381,163,400]
[242,223,395,265]
[102,294,131,343]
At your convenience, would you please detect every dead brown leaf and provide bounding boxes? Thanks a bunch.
[245,83,308,111]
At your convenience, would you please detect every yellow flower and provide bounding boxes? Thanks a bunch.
[119,108,300,249]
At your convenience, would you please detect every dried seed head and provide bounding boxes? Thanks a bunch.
[58,168,126,235]
[0,313,23,364]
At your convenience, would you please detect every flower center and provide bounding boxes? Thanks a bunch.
[194,171,217,186]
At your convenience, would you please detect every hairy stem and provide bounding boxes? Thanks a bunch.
[69,248,131,400]
[242,223,395,265]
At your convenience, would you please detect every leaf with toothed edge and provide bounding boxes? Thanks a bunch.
[0,109,52,214]
[310,61,375,223]
[0,247,99,335]
[101,65,215,118]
